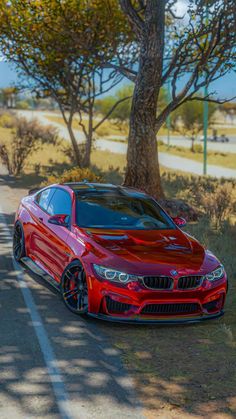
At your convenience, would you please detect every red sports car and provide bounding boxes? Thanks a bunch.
[13,182,227,323]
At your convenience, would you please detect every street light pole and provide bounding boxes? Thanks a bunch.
[203,84,208,175]
[166,78,171,149]
[203,6,209,176]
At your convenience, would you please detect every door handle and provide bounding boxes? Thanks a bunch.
[39,217,44,223]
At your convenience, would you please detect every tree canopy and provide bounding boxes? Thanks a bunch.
[0,0,135,166]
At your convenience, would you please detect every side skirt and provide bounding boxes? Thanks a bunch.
[21,257,61,292]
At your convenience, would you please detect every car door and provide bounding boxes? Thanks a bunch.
[42,188,72,279]
[29,187,57,264]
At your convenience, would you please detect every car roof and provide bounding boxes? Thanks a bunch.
[62,182,148,198]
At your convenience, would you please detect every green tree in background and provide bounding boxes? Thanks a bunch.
[0,0,135,167]
[172,100,217,152]
[95,85,133,128]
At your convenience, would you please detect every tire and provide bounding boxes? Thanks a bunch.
[13,221,26,262]
[61,260,88,315]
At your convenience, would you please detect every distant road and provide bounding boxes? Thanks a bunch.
[17,110,236,179]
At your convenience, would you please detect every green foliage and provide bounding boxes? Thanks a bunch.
[15,100,30,110]
[95,84,134,126]
[172,100,217,137]
[0,0,135,167]
[0,1,133,99]
[96,85,168,126]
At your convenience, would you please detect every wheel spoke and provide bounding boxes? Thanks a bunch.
[65,270,73,281]
[63,266,88,313]
[63,288,79,300]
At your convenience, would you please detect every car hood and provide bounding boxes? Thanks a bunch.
[81,228,218,275]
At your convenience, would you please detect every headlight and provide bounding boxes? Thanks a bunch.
[93,264,141,283]
[204,265,225,282]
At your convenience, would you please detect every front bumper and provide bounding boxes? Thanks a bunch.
[87,268,227,323]
[88,310,224,324]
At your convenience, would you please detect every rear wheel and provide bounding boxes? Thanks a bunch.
[13,222,26,261]
[61,261,88,314]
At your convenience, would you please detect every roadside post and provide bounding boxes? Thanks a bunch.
[203,6,209,175]
[203,84,208,175]
[167,78,171,149]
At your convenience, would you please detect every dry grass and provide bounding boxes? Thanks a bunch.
[159,143,236,169]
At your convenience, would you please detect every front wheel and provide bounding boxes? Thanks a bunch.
[13,221,26,261]
[61,261,88,315]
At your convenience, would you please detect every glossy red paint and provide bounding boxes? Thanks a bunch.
[15,183,227,323]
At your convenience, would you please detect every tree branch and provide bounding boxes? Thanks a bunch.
[119,0,144,41]
[93,95,132,131]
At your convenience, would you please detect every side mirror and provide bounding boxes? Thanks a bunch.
[172,216,187,228]
[48,214,70,227]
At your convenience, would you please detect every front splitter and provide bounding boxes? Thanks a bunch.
[87,310,224,324]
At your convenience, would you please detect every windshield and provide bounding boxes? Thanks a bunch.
[76,192,176,230]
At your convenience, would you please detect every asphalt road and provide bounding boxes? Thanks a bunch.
[0,170,144,419]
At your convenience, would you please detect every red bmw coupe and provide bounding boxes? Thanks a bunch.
[13,182,227,323]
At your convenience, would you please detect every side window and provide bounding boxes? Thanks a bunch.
[36,188,56,212]
[47,189,71,217]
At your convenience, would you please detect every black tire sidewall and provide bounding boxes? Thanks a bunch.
[13,221,26,262]
[60,260,88,315]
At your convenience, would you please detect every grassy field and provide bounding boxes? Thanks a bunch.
[45,115,236,169]
[159,143,236,170]
[1,123,236,417]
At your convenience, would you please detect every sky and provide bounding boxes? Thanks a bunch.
[1,61,235,101]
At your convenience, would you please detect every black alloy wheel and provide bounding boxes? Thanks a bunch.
[61,261,88,314]
[13,222,26,261]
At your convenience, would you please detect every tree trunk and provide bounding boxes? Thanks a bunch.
[123,1,166,198]
[191,136,194,152]
[82,106,93,168]
[66,121,82,167]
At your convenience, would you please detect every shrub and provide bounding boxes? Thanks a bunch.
[16,100,30,110]
[96,125,111,137]
[44,167,102,186]
[193,143,203,153]
[161,171,236,227]
[0,111,16,128]
[0,117,58,175]
[197,183,235,229]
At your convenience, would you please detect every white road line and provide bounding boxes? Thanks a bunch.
[0,207,72,419]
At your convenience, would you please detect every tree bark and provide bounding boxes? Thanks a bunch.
[82,105,93,168]
[122,0,165,198]
[66,120,82,167]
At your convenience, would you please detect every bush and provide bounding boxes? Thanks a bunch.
[16,100,30,110]
[0,117,58,175]
[161,171,236,227]
[193,143,203,153]
[0,111,16,128]
[196,183,235,229]
[44,167,102,185]
[96,125,111,137]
